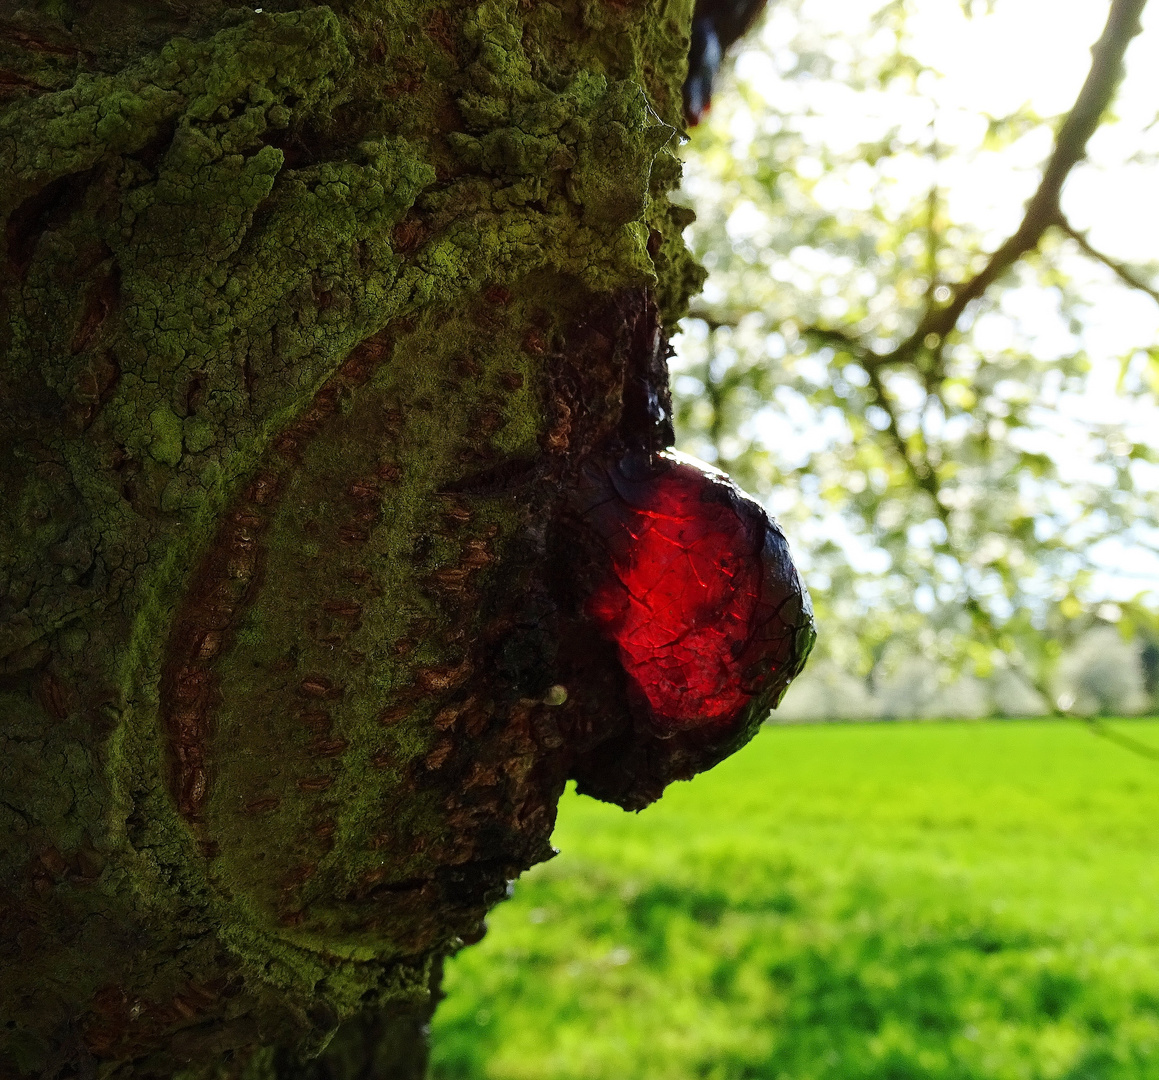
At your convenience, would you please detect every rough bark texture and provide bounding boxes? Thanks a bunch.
[0,0,794,1076]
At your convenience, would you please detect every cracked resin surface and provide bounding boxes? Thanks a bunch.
[578,450,814,732]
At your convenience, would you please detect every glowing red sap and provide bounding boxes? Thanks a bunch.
[578,451,812,732]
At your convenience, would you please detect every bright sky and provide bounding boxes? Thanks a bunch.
[683,0,1159,601]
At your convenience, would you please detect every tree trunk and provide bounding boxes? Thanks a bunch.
[0,1,811,1076]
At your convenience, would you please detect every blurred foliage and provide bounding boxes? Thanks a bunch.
[671,0,1159,708]
[431,722,1159,1079]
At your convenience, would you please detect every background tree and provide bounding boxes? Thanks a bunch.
[674,0,1158,723]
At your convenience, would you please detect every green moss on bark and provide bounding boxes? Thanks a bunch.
[0,0,704,1074]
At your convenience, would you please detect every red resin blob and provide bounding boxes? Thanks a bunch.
[580,451,810,732]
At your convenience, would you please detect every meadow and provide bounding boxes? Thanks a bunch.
[430,720,1159,1080]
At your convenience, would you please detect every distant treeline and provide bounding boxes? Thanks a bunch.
[775,627,1158,722]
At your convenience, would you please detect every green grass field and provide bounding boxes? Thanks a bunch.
[430,720,1159,1080]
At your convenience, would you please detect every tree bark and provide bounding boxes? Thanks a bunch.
[0,1,807,1076]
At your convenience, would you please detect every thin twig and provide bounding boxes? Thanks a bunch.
[1002,666,1159,764]
[1082,716,1159,760]
[685,304,741,330]
[1055,215,1159,306]
[801,324,873,359]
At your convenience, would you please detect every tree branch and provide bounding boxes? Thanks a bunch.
[886,0,1148,360]
[725,0,1147,374]
[812,0,1147,371]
